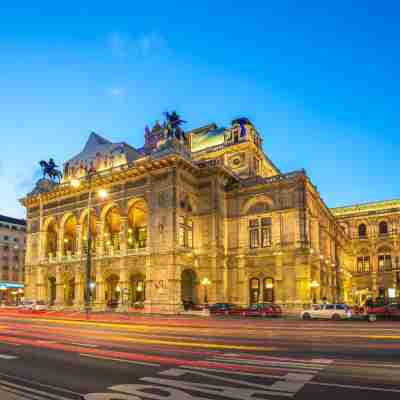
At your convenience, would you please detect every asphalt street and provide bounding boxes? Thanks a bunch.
[0,312,398,399]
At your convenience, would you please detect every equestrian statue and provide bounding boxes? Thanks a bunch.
[39,158,63,183]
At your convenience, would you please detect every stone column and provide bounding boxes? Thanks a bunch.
[76,224,82,256]
[237,256,247,306]
[94,267,105,311]
[36,267,46,302]
[96,222,104,257]
[120,217,128,255]
[275,253,284,304]
[74,270,84,308]
[118,267,129,311]
[55,266,64,308]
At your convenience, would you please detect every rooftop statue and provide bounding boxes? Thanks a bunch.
[39,158,63,183]
[163,111,187,141]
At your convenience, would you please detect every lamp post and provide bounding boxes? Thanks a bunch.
[201,277,211,305]
[310,280,320,304]
[71,176,108,319]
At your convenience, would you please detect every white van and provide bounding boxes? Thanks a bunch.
[18,300,48,311]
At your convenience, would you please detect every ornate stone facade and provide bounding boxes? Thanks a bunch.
[332,200,400,305]
[21,116,374,312]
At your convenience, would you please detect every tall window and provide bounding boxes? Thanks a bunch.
[379,221,388,236]
[356,256,370,273]
[249,219,259,248]
[179,216,193,248]
[249,218,272,249]
[378,254,392,272]
[358,223,367,238]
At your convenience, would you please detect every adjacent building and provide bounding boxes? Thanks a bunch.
[332,200,400,305]
[20,115,397,312]
[0,215,26,303]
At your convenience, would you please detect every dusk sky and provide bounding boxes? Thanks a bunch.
[1,2,399,218]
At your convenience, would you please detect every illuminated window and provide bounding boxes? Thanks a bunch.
[179,216,193,248]
[378,254,392,272]
[356,256,370,273]
[358,224,367,238]
[379,221,388,236]
[249,218,272,248]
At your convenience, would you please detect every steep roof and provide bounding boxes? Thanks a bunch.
[65,132,140,168]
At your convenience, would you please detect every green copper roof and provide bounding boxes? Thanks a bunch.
[191,128,226,153]
[331,198,400,217]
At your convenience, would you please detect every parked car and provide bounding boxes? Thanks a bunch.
[209,303,242,316]
[182,300,205,311]
[301,303,352,320]
[364,302,400,319]
[18,300,48,311]
[241,303,282,318]
[386,303,400,319]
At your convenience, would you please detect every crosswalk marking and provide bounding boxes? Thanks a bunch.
[210,356,326,371]
[0,355,17,360]
[0,381,73,400]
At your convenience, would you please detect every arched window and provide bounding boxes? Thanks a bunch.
[127,200,148,249]
[379,221,388,236]
[263,278,274,302]
[249,278,260,305]
[103,206,121,253]
[378,246,392,272]
[45,220,58,257]
[63,215,77,255]
[358,223,367,238]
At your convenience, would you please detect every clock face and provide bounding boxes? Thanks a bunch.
[231,155,242,167]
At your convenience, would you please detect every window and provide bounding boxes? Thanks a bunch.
[379,221,388,236]
[261,218,272,248]
[249,219,259,248]
[249,218,272,248]
[3,236,9,241]
[358,224,367,238]
[378,254,392,272]
[325,305,335,310]
[356,256,371,273]
[178,216,193,248]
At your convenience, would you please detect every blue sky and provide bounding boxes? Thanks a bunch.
[1,2,399,218]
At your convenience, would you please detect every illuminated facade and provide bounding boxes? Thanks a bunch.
[22,116,354,312]
[0,215,26,303]
[332,200,400,305]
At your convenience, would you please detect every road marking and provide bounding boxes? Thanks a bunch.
[0,379,72,400]
[80,353,161,367]
[209,357,322,373]
[212,356,326,370]
[0,372,81,397]
[308,380,400,393]
[70,342,98,348]
[0,355,17,360]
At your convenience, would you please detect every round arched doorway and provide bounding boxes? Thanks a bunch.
[181,269,197,309]
[130,273,146,307]
[48,277,56,306]
[105,274,120,308]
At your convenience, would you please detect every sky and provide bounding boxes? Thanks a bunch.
[1,2,399,218]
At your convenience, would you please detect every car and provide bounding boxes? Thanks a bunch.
[18,300,48,311]
[301,303,352,320]
[241,303,282,318]
[209,303,242,316]
[386,303,400,319]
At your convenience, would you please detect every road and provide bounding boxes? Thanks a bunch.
[0,311,398,399]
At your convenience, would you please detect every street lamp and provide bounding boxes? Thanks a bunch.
[310,280,320,304]
[69,176,108,319]
[201,277,211,304]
